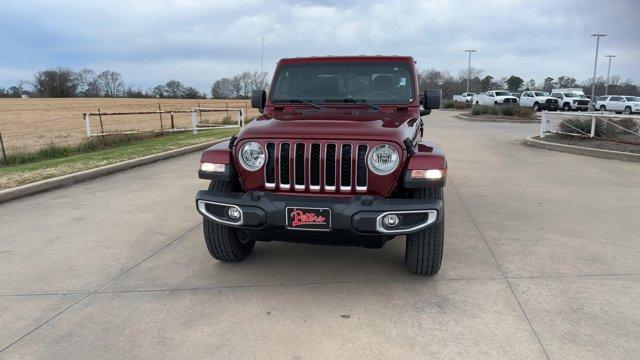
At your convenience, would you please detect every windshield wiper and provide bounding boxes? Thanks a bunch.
[283,98,324,110]
[324,98,380,111]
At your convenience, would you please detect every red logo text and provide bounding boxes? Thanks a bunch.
[290,210,326,226]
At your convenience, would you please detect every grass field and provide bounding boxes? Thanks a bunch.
[0,128,238,190]
[0,98,258,155]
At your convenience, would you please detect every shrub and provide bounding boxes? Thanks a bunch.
[608,118,639,134]
[221,116,234,125]
[452,101,472,110]
[512,107,535,119]
[499,105,515,116]
[441,100,455,109]
[559,118,605,137]
[471,105,498,116]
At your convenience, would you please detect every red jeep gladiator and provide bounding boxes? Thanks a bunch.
[196,56,446,275]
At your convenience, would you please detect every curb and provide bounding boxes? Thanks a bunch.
[522,136,640,162]
[0,137,230,204]
[455,114,539,123]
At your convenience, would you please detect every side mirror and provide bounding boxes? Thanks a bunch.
[423,89,442,110]
[251,90,266,113]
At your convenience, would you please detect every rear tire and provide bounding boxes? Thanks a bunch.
[533,102,540,111]
[599,105,607,111]
[562,103,571,111]
[405,187,444,276]
[203,179,255,262]
[624,106,632,115]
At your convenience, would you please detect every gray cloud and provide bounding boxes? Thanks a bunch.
[0,0,638,92]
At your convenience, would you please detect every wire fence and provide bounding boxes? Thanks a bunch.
[0,99,256,164]
[540,111,640,145]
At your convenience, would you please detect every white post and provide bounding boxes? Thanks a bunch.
[191,109,198,134]
[540,111,547,138]
[84,114,91,137]
[590,115,596,138]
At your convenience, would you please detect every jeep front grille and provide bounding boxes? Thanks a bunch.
[265,141,369,193]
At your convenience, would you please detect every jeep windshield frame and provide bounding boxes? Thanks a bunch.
[269,61,415,106]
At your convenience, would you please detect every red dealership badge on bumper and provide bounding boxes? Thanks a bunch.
[286,207,331,231]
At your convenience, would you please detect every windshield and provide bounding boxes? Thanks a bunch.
[534,92,548,96]
[494,91,510,96]
[270,61,414,104]
[625,96,639,102]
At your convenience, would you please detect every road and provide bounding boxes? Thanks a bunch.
[1,110,639,359]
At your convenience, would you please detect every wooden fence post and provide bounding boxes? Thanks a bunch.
[97,104,106,146]
[197,101,202,124]
[158,103,164,131]
[170,113,175,130]
[0,129,7,165]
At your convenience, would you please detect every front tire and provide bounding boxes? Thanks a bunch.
[599,105,607,111]
[203,179,255,262]
[624,106,632,115]
[405,187,444,276]
[533,102,540,111]
[562,103,571,111]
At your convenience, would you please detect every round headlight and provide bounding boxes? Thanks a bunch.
[239,142,265,171]
[368,144,399,175]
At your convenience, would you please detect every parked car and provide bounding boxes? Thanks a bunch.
[550,89,590,111]
[453,92,476,103]
[596,95,640,114]
[196,55,446,275]
[519,91,559,111]
[472,90,518,106]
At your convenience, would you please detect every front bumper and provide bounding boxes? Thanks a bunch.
[195,190,443,236]
[540,102,559,110]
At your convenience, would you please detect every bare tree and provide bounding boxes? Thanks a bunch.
[211,78,234,99]
[164,80,185,98]
[97,70,124,97]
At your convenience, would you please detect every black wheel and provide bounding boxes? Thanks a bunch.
[475,101,479,105]
[599,105,606,111]
[562,103,571,111]
[533,102,540,111]
[494,101,499,106]
[202,179,255,262]
[405,187,444,276]
[624,106,632,115]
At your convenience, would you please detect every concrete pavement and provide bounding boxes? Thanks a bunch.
[0,110,638,359]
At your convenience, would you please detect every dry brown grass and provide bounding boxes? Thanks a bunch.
[0,98,258,155]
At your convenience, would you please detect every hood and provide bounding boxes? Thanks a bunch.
[238,109,419,147]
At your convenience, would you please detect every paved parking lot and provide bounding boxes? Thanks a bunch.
[1,110,639,359]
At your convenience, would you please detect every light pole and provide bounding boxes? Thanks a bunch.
[604,54,616,95]
[261,36,264,74]
[589,34,606,110]
[465,49,476,94]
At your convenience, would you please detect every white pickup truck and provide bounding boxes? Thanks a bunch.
[453,92,476,103]
[550,89,590,111]
[472,91,518,106]
[519,91,559,111]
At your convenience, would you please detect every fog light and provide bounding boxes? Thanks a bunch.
[227,207,241,220]
[383,214,400,227]
[200,162,226,172]
[411,169,444,180]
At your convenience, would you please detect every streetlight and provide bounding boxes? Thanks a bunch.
[261,36,264,73]
[589,34,606,110]
[604,55,616,95]
[465,49,476,94]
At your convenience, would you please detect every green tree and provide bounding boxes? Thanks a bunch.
[506,75,524,92]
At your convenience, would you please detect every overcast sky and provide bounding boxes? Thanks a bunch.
[1,0,638,92]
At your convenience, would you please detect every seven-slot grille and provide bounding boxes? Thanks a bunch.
[264,142,369,193]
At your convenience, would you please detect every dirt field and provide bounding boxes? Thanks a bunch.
[0,98,258,155]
